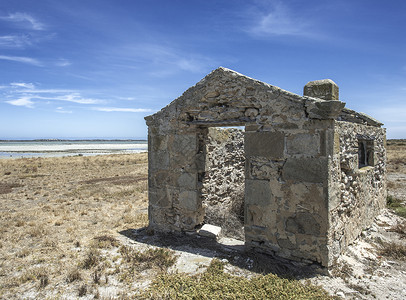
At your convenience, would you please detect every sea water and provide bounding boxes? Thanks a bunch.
[0,140,148,159]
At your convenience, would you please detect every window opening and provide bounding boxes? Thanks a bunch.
[358,139,374,168]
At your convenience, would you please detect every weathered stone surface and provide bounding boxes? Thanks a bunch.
[177,172,197,189]
[286,212,321,235]
[245,179,272,206]
[304,79,339,100]
[245,131,285,159]
[282,158,328,183]
[286,133,320,156]
[148,188,172,208]
[151,134,168,151]
[305,99,346,119]
[149,150,169,170]
[179,190,200,211]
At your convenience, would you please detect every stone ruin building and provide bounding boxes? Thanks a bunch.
[144,67,386,268]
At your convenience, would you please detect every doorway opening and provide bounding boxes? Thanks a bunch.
[199,126,245,240]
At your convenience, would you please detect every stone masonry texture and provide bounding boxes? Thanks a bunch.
[145,67,386,268]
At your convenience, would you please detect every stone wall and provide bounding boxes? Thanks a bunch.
[327,122,386,263]
[201,127,245,240]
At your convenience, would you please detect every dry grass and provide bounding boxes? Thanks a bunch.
[0,153,149,299]
[387,139,406,173]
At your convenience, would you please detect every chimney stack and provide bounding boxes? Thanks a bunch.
[304,79,339,100]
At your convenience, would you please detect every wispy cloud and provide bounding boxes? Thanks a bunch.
[54,58,71,67]
[6,97,34,108]
[10,82,35,89]
[56,107,73,114]
[114,43,215,76]
[92,107,152,113]
[23,88,75,94]
[246,1,315,38]
[0,12,45,30]
[0,55,42,66]
[38,93,103,105]
[0,34,32,48]
[1,83,105,109]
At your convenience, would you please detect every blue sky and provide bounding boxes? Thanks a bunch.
[0,0,405,139]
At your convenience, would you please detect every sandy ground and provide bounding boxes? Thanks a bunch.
[0,141,405,299]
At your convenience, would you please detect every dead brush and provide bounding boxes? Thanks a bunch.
[81,248,101,269]
[18,267,49,286]
[330,261,353,280]
[122,213,149,228]
[66,268,81,283]
[119,246,176,272]
[92,269,101,284]
[27,224,47,238]
[378,242,406,260]
[91,235,119,248]
[388,221,406,238]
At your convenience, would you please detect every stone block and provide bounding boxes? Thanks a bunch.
[149,188,173,208]
[150,150,169,170]
[305,99,345,120]
[303,79,339,100]
[286,133,320,156]
[149,170,173,188]
[245,205,264,226]
[245,179,272,206]
[177,172,197,189]
[282,157,328,183]
[179,190,200,211]
[245,131,285,159]
[171,133,197,154]
[249,157,281,180]
[151,134,168,151]
[198,224,221,239]
[285,212,321,235]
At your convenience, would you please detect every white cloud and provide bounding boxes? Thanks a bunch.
[0,55,42,66]
[6,97,34,108]
[92,107,152,113]
[10,82,35,89]
[0,34,31,48]
[0,12,45,30]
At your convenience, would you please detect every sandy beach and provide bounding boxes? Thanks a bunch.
[0,142,405,299]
